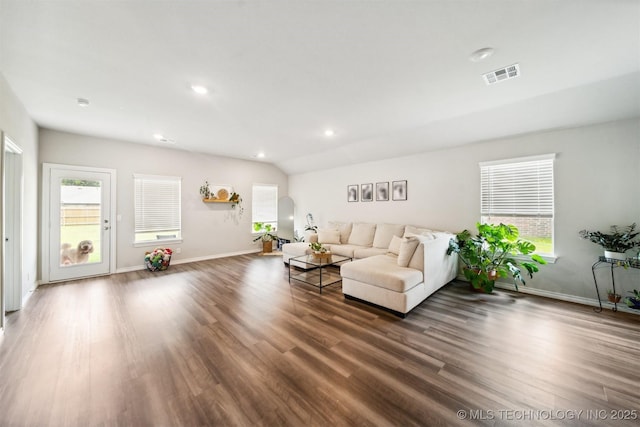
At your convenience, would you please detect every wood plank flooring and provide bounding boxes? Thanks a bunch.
[0,254,639,426]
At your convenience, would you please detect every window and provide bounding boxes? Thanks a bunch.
[134,174,181,244]
[252,184,278,232]
[480,154,555,255]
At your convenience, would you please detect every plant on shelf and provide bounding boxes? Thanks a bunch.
[199,180,212,199]
[229,192,244,216]
[253,223,277,253]
[607,289,622,303]
[447,223,547,293]
[624,289,640,309]
[578,223,640,260]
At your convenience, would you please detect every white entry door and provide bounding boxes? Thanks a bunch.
[46,165,115,282]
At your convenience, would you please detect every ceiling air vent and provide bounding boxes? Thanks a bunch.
[483,63,520,85]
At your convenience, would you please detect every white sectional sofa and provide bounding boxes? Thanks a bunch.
[282,222,458,317]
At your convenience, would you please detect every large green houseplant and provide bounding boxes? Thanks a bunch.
[447,223,547,293]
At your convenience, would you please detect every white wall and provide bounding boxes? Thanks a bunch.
[0,73,39,312]
[290,118,640,300]
[39,129,288,273]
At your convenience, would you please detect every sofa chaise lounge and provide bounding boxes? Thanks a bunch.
[282,222,458,316]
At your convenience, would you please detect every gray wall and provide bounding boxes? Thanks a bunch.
[39,129,288,272]
[0,73,39,318]
[289,118,640,302]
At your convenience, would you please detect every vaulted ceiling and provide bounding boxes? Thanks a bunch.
[1,0,639,174]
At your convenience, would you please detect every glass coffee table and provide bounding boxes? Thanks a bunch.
[288,253,352,293]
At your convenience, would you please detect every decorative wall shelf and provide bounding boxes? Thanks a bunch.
[202,198,236,204]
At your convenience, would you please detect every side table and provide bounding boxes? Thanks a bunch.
[591,256,640,312]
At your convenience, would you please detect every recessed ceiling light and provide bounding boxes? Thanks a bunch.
[77,98,90,107]
[324,129,335,137]
[256,152,265,158]
[469,47,494,62]
[191,85,208,95]
[153,133,164,141]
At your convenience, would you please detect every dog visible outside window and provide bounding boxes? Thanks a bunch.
[60,240,94,266]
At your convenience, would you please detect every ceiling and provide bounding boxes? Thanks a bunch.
[1,0,639,175]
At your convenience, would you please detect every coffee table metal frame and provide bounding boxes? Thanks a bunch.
[288,254,352,293]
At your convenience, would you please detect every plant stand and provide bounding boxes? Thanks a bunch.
[591,256,640,312]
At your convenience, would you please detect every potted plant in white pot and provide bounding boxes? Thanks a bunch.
[578,223,640,261]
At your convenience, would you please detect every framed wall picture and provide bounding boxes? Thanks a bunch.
[392,180,407,201]
[376,182,389,201]
[361,183,373,202]
[347,184,359,202]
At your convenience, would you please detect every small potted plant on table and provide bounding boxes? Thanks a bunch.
[309,242,331,261]
[447,223,546,293]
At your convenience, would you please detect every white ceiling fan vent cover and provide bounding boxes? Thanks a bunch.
[483,64,520,85]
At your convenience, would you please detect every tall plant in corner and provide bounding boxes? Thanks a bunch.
[447,223,547,293]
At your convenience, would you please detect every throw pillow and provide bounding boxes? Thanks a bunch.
[397,237,420,267]
[372,223,405,248]
[328,221,353,244]
[388,235,402,255]
[304,231,318,243]
[348,223,377,246]
[317,228,341,245]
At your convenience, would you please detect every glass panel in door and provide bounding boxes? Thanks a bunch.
[49,168,111,282]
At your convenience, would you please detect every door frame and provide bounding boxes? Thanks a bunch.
[3,135,23,312]
[42,163,117,284]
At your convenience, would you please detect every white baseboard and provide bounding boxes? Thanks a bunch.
[21,288,33,307]
[454,273,638,315]
[115,249,261,274]
[494,281,640,315]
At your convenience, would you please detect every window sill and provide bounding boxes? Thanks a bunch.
[514,254,557,264]
[133,238,183,248]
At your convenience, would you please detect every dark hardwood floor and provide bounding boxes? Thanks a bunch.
[1,254,639,426]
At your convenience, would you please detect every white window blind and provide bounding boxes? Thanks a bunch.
[480,155,555,218]
[252,184,278,224]
[134,174,181,242]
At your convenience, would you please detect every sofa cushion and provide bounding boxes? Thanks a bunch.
[398,237,420,267]
[340,255,423,293]
[388,235,402,255]
[406,233,441,271]
[348,223,377,246]
[329,244,361,258]
[372,223,405,249]
[328,221,353,244]
[317,228,341,244]
[353,247,388,259]
[305,232,318,243]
